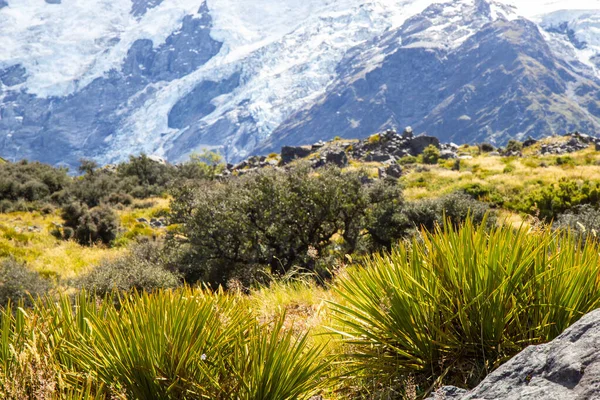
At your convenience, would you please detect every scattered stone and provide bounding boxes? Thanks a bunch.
[440,149,458,160]
[540,133,595,155]
[402,126,414,139]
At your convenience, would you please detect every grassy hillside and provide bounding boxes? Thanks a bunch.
[1,135,600,399]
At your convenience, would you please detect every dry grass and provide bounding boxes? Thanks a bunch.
[401,145,600,202]
[0,198,170,280]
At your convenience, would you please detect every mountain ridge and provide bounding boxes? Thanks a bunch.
[0,0,599,166]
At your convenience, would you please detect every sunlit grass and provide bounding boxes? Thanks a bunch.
[0,198,169,279]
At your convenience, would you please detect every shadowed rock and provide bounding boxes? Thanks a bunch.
[432,309,600,400]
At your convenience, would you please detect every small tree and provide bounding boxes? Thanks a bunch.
[169,166,372,285]
[79,158,99,175]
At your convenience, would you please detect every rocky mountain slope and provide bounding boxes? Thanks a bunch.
[0,0,599,167]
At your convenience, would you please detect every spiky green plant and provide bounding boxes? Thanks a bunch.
[0,288,331,399]
[330,217,600,391]
[64,288,330,399]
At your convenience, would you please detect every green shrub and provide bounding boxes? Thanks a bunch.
[398,155,418,165]
[556,156,575,167]
[0,258,51,307]
[78,242,179,296]
[461,183,504,206]
[106,192,133,206]
[170,166,374,285]
[60,203,119,246]
[331,219,600,393]
[364,180,406,250]
[512,179,600,221]
[401,192,494,233]
[504,139,523,154]
[422,145,440,164]
[0,200,12,214]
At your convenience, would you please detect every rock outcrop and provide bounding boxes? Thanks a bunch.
[539,133,600,155]
[431,309,600,400]
[227,128,445,178]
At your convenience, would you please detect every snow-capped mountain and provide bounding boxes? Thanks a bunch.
[0,0,599,166]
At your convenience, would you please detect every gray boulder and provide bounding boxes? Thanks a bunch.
[384,163,403,179]
[438,309,600,399]
[280,145,313,164]
[426,386,468,400]
[409,135,440,155]
[325,150,348,167]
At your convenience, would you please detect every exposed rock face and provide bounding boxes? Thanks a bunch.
[433,309,600,400]
[281,145,313,164]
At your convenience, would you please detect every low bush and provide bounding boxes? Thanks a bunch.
[78,241,180,296]
[511,179,600,221]
[401,192,494,233]
[555,205,600,241]
[170,165,374,285]
[0,258,51,307]
[504,139,523,154]
[479,143,495,152]
[331,219,600,395]
[422,145,440,164]
[60,202,119,246]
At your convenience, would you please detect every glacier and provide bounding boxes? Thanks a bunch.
[0,0,599,166]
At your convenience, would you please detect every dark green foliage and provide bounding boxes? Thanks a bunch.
[60,203,119,246]
[512,179,600,221]
[0,152,224,213]
[422,145,440,164]
[461,183,504,206]
[0,160,70,210]
[106,192,134,206]
[402,193,494,233]
[170,166,374,285]
[556,156,575,166]
[78,241,180,296]
[364,180,407,250]
[479,143,495,152]
[78,158,99,175]
[0,258,52,306]
[505,139,523,154]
